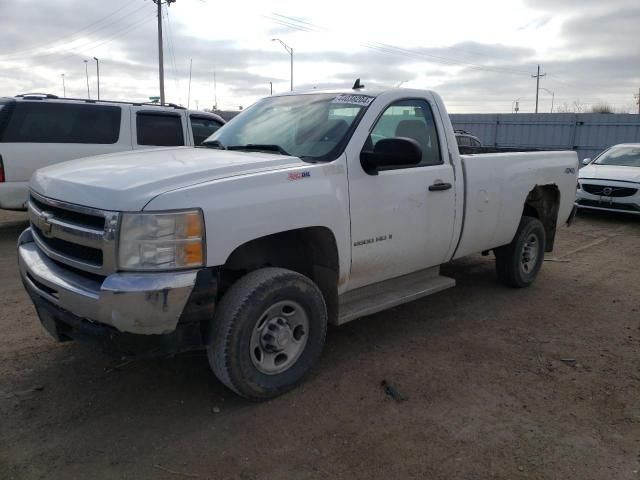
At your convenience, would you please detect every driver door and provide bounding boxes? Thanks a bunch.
[347,98,456,290]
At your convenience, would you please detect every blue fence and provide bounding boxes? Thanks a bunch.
[450,113,640,162]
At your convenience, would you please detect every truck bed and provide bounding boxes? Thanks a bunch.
[453,150,578,259]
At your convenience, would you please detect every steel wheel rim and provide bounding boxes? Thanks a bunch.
[249,300,309,375]
[521,233,540,274]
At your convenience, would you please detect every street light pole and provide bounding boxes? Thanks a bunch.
[61,74,66,97]
[83,60,90,99]
[540,87,554,113]
[272,38,293,91]
[93,57,100,100]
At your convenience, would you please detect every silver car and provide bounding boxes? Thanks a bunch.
[576,144,640,215]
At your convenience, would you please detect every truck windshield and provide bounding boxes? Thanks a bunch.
[594,146,640,167]
[202,93,373,162]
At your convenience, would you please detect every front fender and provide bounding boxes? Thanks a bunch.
[144,158,352,286]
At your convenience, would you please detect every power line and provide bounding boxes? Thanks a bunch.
[267,12,533,78]
[272,12,533,70]
[6,13,157,71]
[0,2,150,61]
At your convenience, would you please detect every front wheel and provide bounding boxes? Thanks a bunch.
[495,216,546,288]
[207,267,328,400]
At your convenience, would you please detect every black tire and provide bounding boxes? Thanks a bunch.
[495,216,546,288]
[207,267,328,401]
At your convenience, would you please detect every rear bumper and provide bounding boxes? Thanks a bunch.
[18,228,217,357]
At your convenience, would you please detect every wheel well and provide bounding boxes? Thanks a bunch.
[523,185,560,252]
[220,227,340,323]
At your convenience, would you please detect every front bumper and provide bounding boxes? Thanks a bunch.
[18,228,217,357]
[576,180,640,215]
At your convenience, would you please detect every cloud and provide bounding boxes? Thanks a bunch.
[0,0,637,113]
[561,5,640,54]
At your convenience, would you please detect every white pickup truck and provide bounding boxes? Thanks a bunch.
[18,87,578,400]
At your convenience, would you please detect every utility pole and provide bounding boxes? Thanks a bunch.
[187,58,192,109]
[635,88,640,115]
[272,38,293,91]
[532,64,546,114]
[154,0,164,104]
[152,0,175,105]
[83,60,90,99]
[93,57,100,100]
[270,81,273,95]
[61,74,66,97]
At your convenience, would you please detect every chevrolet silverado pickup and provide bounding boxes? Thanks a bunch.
[18,87,578,400]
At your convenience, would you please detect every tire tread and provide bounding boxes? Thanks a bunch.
[208,267,327,400]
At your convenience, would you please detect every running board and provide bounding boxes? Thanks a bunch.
[336,267,456,325]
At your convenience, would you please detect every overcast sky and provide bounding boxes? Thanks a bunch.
[1,0,638,113]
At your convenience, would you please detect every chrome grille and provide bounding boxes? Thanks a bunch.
[581,184,638,197]
[28,191,119,275]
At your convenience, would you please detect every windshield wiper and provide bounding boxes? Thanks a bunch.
[201,139,226,149]
[227,144,291,156]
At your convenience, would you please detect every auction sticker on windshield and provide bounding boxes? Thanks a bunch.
[331,94,374,106]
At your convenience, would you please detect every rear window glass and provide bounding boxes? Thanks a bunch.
[0,101,14,137]
[1,102,121,144]
[137,113,184,146]
[190,115,222,145]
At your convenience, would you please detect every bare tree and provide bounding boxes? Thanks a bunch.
[572,100,585,113]
[591,103,614,113]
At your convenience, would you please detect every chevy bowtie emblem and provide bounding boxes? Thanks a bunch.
[39,211,54,236]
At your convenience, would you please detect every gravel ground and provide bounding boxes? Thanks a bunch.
[0,208,639,480]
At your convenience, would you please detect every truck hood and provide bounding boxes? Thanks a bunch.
[30,147,306,211]
[579,164,640,184]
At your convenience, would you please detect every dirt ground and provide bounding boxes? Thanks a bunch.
[0,208,638,480]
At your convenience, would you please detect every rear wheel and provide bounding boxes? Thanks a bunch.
[207,267,327,400]
[495,216,546,288]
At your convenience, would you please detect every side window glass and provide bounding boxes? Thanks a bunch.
[137,113,184,146]
[366,100,442,166]
[190,115,222,145]
[1,102,121,144]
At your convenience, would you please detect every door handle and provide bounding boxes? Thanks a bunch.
[429,182,452,192]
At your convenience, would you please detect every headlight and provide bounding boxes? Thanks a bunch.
[118,210,205,271]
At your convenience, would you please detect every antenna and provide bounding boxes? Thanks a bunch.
[352,78,365,90]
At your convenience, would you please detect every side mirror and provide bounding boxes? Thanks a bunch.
[582,158,591,165]
[360,137,422,175]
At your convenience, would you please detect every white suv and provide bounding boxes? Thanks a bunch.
[0,93,225,210]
